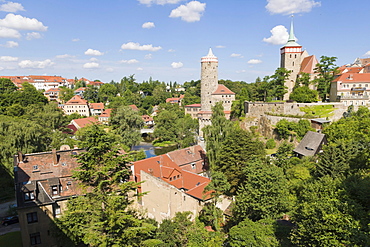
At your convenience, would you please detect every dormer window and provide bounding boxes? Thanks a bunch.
[33,165,38,170]
[24,191,35,201]
[52,186,58,195]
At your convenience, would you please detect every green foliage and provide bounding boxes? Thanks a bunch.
[215,126,266,194]
[233,160,290,222]
[265,138,276,149]
[98,83,118,102]
[56,124,157,246]
[203,102,233,169]
[313,56,339,101]
[0,78,17,93]
[156,212,224,247]
[59,86,74,103]
[275,119,314,140]
[290,176,365,246]
[154,104,197,148]
[323,106,370,143]
[289,86,318,103]
[110,105,144,148]
[228,218,279,247]
[268,67,290,100]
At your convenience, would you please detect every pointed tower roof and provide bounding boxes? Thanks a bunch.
[284,18,301,47]
[201,48,218,62]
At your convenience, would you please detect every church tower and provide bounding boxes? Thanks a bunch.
[200,48,218,112]
[280,20,302,100]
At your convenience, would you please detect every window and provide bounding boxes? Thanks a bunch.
[24,191,35,201]
[27,212,38,223]
[30,232,41,245]
[191,163,196,169]
[51,186,58,195]
[54,205,61,217]
[33,165,38,170]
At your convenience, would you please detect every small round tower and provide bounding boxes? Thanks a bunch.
[201,48,218,112]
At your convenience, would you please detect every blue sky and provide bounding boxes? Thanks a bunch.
[0,0,369,84]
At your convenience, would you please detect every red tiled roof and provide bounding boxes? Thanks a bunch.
[89,103,104,109]
[300,55,318,74]
[334,73,370,83]
[99,108,112,118]
[72,117,99,129]
[185,104,201,107]
[129,104,139,111]
[211,84,235,95]
[132,146,211,201]
[65,95,88,105]
[166,97,180,103]
[88,81,104,86]
[74,87,86,92]
[45,88,61,93]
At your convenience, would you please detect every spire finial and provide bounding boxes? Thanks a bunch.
[288,15,295,42]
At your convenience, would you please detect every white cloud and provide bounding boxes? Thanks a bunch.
[231,53,243,58]
[3,40,18,47]
[0,13,47,31]
[84,48,104,56]
[0,26,20,38]
[90,57,98,61]
[137,0,183,6]
[216,45,225,48]
[18,59,54,69]
[0,2,25,12]
[364,51,370,57]
[145,54,152,59]
[26,32,41,40]
[83,62,99,69]
[106,68,114,72]
[0,56,17,61]
[247,59,262,64]
[236,70,246,73]
[168,49,175,52]
[120,59,139,64]
[171,61,183,69]
[169,1,206,22]
[142,22,155,29]
[137,67,143,71]
[263,25,289,45]
[266,0,321,15]
[72,38,80,42]
[121,42,162,51]
[56,54,74,59]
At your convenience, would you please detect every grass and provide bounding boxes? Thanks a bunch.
[265,147,278,155]
[153,141,176,147]
[299,105,335,118]
[0,231,22,247]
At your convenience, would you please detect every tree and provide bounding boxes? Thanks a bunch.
[176,114,198,148]
[269,68,290,100]
[98,83,118,103]
[110,105,144,148]
[0,78,17,93]
[228,218,279,247]
[203,102,233,169]
[313,56,339,101]
[59,86,74,103]
[290,176,365,246]
[55,124,157,246]
[289,86,318,103]
[233,160,290,223]
[215,127,266,194]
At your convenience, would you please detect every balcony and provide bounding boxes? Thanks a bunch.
[351,87,367,91]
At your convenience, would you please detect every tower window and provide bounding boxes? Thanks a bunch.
[290,54,292,58]
[292,62,295,66]
[295,54,297,58]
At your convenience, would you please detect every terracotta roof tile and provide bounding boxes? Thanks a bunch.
[129,104,139,111]
[89,103,104,109]
[65,95,88,105]
[334,73,370,83]
[211,84,235,95]
[185,104,201,107]
[72,117,99,129]
[300,55,318,74]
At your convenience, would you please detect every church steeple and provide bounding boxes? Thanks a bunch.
[284,17,300,47]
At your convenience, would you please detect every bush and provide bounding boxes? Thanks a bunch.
[266,139,276,149]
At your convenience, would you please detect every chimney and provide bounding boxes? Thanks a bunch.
[17,151,23,163]
[52,149,58,165]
